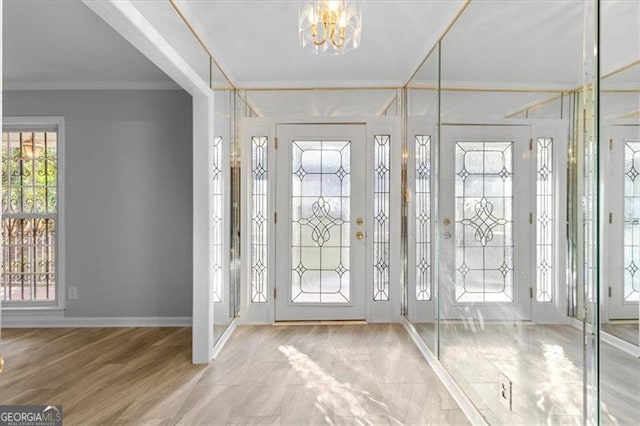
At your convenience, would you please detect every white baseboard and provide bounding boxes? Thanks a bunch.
[212,318,237,359]
[401,317,488,426]
[1,311,192,328]
[568,317,640,358]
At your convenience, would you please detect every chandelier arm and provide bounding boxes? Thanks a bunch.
[331,26,346,48]
[311,23,326,46]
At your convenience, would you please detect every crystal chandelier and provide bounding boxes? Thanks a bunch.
[299,0,362,55]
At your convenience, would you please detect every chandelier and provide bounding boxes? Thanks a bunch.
[299,0,362,55]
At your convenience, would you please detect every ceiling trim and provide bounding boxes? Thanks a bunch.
[4,81,182,91]
[504,94,564,119]
[437,81,570,93]
[82,0,210,97]
[235,80,404,91]
[171,0,236,89]
[618,110,640,119]
[403,0,471,88]
[602,59,639,80]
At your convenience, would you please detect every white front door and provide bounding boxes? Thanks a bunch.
[608,125,640,319]
[440,125,533,321]
[274,124,367,320]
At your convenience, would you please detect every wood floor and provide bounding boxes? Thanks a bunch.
[602,321,639,346]
[414,323,640,425]
[0,324,468,425]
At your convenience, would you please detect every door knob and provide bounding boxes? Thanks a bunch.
[356,217,364,226]
[443,231,452,240]
[443,217,451,226]
[355,231,365,240]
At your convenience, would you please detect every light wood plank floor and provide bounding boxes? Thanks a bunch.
[414,323,640,425]
[0,324,468,425]
[602,321,639,346]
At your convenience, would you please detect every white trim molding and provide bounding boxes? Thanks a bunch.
[1,310,191,328]
[401,317,488,426]
[4,81,181,91]
[212,318,237,359]
[83,0,216,364]
[569,317,640,358]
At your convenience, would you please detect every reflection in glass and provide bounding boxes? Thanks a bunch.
[291,140,351,304]
[212,136,223,303]
[455,141,513,303]
[624,140,640,303]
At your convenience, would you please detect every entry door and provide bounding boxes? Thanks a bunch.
[440,125,532,321]
[275,124,367,320]
[608,125,640,319]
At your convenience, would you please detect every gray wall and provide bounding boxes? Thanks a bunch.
[4,90,193,317]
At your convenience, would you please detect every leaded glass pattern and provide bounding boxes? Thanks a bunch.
[212,136,223,303]
[584,136,596,303]
[251,136,268,303]
[455,141,514,303]
[536,138,554,302]
[373,135,390,301]
[623,140,640,302]
[291,140,351,304]
[415,135,431,301]
[1,131,58,302]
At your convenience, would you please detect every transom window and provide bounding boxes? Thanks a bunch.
[2,126,60,304]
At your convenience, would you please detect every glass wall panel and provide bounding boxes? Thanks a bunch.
[599,1,640,424]
[213,60,236,344]
[436,1,596,423]
[406,44,439,352]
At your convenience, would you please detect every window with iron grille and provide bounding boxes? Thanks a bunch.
[2,124,61,305]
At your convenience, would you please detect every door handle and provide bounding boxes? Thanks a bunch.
[355,231,365,240]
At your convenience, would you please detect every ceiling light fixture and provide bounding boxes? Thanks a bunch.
[299,0,362,55]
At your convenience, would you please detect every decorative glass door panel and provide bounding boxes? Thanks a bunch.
[441,126,532,321]
[276,124,366,320]
[291,140,351,304]
[455,141,514,303]
[608,125,640,319]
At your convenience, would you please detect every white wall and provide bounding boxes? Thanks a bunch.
[4,89,193,318]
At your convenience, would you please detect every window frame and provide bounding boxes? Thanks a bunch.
[2,116,65,311]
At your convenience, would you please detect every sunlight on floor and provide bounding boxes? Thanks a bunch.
[278,344,403,425]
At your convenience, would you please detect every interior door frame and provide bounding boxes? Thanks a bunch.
[239,116,401,324]
[274,123,367,321]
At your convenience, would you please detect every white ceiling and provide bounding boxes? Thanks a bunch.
[244,89,398,117]
[3,0,177,90]
[439,0,585,89]
[2,0,636,119]
[176,0,466,88]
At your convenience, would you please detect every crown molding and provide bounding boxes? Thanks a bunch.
[3,80,182,91]
[235,79,403,90]
[172,0,238,88]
